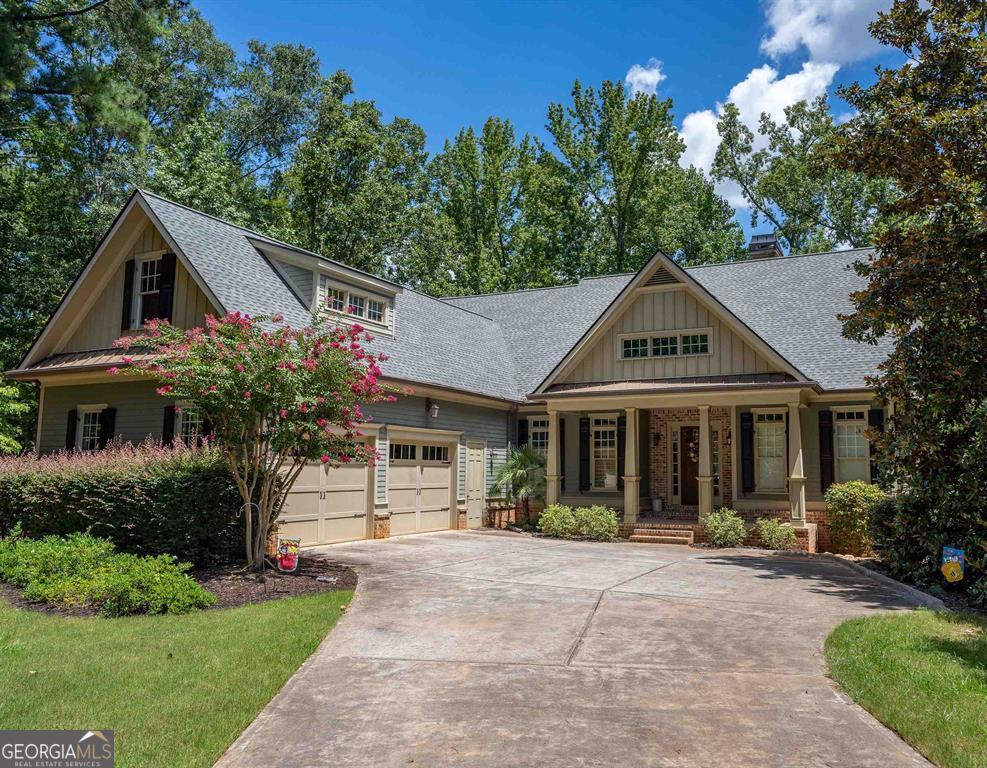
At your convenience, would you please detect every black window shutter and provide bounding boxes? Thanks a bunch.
[201,414,214,445]
[97,408,116,449]
[740,412,755,493]
[121,259,135,331]
[162,404,176,446]
[516,417,528,447]
[578,416,591,492]
[819,410,835,492]
[868,408,884,484]
[158,253,177,323]
[558,417,566,490]
[616,414,626,491]
[65,409,78,450]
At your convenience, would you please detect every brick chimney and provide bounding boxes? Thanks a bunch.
[748,234,783,259]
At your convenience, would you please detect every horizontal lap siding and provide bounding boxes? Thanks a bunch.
[561,288,776,384]
[39,381,165,453]
[364,395,511,495]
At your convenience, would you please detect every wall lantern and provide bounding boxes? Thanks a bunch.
[725,430,732,448]
[426,398,440,419]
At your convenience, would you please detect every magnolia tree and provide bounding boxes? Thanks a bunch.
[112,312,395,568]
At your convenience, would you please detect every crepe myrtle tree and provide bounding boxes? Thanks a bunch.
[111,311,396,568]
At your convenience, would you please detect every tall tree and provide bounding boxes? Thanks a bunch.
[279,70,428,275]
[833,0,986,595]
[713,96,896,254]
[548,79,743,273]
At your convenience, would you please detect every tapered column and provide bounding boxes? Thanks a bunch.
[788,402,806,522]
[545,410,561,506]
[623,407,640,525]
[697,405,713,519]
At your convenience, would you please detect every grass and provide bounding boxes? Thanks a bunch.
[0,590,352,768]
[825,610,987,768]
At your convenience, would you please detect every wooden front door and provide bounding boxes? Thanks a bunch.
[680,426,700,506]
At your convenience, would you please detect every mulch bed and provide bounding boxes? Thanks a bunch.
[0,554,357,617]
[195,555,357,610]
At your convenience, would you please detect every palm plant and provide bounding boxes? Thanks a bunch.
[492,444,547,524]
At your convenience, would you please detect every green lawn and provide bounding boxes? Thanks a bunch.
[825,610,987,768]
[0,591,352,768]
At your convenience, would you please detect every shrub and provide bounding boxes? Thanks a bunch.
[574,505,618,542]
[0,529,215,617]
[0,442,245,565]
[538,504,578,538]
[754,517,798,550]
[825,481,886,556]
[705,508,747,548]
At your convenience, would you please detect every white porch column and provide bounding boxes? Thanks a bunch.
[623,407,640,525]
[697,405,714,519]
[545,410,561,506]
[788,402,806,523]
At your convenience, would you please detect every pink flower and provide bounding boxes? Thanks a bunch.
[235,363,245,372]
[320,454,330,464]
[316,418,328,428]
[106,367,120,375]
[244,391,252,399]
[156,385,173,396]
[209,385,218,392]
[121,356,133,364]
[272,313,284,323]
[299,402,308,413]
[279,409,288,419]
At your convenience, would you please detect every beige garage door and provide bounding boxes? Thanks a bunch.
[277,455,370,546]
[388,441,453,536]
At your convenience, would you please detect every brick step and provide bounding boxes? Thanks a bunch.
[629,531,694,545]
[632,522,698,531]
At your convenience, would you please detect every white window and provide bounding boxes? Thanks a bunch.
[421,444,449,463]
[754,411,787,492]
[77,406,105,451]
[591,415,618,490]
[528,417,549,455]
[834,409,870,482]
[652,335,678,357]
[670,428,680,498]
[177,405,203,446]
[681,333,709,355]
[136,256,162,325]
[367,299,385,324]
[348,295,366,317]
[389,442,416,461]
[712,430,720,499]
[324,285,345,312]
[621,337,649,359]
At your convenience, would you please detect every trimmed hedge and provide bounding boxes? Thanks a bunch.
[0,443,245,565]
[825,481,886,556]
[705,508,747,548]
[754,517,798,550]
[538,504,618,541]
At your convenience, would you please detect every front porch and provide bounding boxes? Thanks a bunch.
[536,393,812,543]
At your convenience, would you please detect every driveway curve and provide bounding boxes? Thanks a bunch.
[215,530,929,768]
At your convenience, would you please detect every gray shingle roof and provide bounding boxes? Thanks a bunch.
[141,190,886,399]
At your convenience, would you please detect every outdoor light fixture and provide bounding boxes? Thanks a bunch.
[426,398,440,419]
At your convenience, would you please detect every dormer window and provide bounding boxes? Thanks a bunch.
[619,328,712,360]
[318,275,392,332]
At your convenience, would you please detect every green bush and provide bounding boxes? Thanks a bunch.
[574,505,618,542]
[538,504,618,541]
[825,481,886,556]
[538,504,578,538]
[705,508,747,548]
[754,517,798,550]
[0,442,245,565]
[0,529,215,617]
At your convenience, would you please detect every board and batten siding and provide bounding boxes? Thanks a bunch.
[62,223,217,353]
[39,381,166,453]
[560,287,777,384]
[364,395,511,495]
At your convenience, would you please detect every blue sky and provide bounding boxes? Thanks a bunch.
[197,0,901,231]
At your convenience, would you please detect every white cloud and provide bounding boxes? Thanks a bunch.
[625,58,666,96]
[678,61,838,208]
[760,0,890,65]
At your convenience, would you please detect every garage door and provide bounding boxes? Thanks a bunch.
[277,454,370,546]
[388,441,453,536]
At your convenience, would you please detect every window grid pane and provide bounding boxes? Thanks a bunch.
[756,419,786,490]
[622,338,649,359]
[592,427,617,488]
[80,411,101,451]
[652,336,678,357]
[712,430,720,497]
[348,295,366,317]
[682,333,709,355]
[422,445,449,462]
[671,430,680,497]
[140,258,161,294]
[179,407,203,445]
[389,443,416,461]
[367,300,384,323]
[324,285,345,312]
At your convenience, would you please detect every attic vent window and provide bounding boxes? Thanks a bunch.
[318,276,390,330]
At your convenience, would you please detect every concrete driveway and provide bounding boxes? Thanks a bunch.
[216,531,929,768]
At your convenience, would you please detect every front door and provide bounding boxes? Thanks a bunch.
[680,426,700,506]
[466,442,485,528]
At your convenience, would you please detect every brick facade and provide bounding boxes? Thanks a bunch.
[648,407,733,513]
[373,514,390,539]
